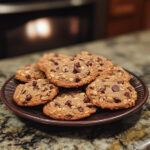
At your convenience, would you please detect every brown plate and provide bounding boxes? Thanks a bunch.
[0,70,149,126]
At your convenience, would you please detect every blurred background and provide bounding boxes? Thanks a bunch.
[0,0,150,59]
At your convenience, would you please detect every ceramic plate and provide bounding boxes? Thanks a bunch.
[0,70,149,126]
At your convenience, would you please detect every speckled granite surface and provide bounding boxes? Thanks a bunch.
[0,31,150,150]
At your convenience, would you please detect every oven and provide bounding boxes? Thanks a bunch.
[0,0,107,58]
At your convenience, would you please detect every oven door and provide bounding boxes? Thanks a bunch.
[0,1,95,58]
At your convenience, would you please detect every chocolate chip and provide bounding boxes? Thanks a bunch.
[50,86,53,89]
[55,102,60,107]
[98,87,106,94]
[97,57,102,62]
[26,75,31,79]
[114,98,121,103]
[74,62,81,68]
[75,77,81,82]
[50,69,56,72]
[22,90,26,94]
[32,81,37,86]
[46,93,50,96]
[54,53,59,57]
[54,62,58,65]
[89,86,94,90]
[87,70,90,75]
[127,87,132,92]
[117,81,124,84]
[50,59,58,65]
[87,105,94,108]
[64,68,69,72]
[26,94,32,101]
[66,114,73,118]
[83,97,90,103]
[124,92,130,98]
[79,58,83,61]
[43,74,46,79]
[73,67,81,73]
[117,70,121,72]
[73,62,81,73]
[70,58,75,61]
[33,82,39,89]
[78,107,84,112]
[65,100,72,107]
[86,61,92,66]
[33,85,39,90]
[23,101,28,104]
[98,69,103,72]
[100,63,104,66]
[112,85,120,92]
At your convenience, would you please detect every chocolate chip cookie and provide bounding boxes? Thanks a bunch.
[43,91,97,120]
[13,79,59,106]
[38,53,70,72]
[75,51,114,76]
[39,54,98,88]
[15,64,45,82]
[86,76,137,110]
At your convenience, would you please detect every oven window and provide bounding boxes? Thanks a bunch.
[5,16,90,57]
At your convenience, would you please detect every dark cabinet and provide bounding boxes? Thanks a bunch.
[107,0,150,37]
[143,0,150,29]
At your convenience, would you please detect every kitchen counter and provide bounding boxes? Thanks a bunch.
[0,31,150,150]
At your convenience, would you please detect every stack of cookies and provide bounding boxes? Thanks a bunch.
[13,51,137,120]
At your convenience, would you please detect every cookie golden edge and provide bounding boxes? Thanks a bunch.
[112,66,131,81]
[15,64,45,82]
[43,105,96,120]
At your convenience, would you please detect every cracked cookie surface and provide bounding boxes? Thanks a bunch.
[43,91,97,120]
[13,79,59,106]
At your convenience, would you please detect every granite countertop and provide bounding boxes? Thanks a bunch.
[0,31,150,150]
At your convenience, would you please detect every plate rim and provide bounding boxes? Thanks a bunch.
[0,70,149,126]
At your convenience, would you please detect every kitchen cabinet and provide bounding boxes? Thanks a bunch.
[107,0,150,37]
[143,0,150,29]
